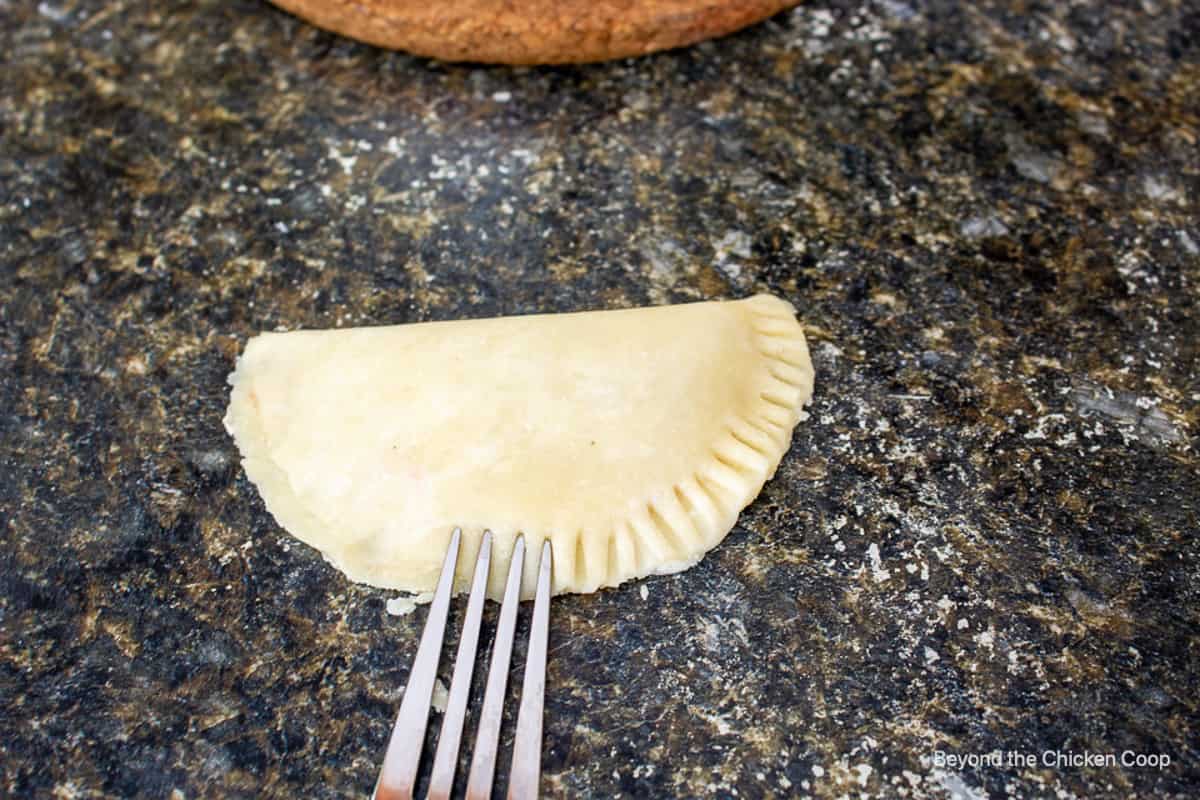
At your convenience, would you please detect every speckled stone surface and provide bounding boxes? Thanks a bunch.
[2,1,1198,798]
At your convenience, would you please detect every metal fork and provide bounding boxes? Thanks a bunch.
[373,529,553,800]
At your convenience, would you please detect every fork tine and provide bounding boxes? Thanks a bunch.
[507,540,553,800]
[373,528,462,800]
[426,530,494,800]
[464,535,527,800]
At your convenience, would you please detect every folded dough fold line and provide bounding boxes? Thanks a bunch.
[224,294,815,600]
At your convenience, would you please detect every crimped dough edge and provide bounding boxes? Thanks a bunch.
[225,295,814,600]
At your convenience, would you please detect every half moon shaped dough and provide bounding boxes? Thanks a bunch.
[224,294,814,599]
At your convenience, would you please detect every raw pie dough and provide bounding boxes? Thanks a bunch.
[224,295,814,599]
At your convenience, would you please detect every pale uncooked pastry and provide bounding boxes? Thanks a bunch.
[224,295,814,600]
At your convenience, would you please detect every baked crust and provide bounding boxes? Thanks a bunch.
[267,0,800,64]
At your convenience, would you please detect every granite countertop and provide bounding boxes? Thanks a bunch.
[2,1,1198,797]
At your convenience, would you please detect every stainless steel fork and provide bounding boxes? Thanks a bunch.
[373,529,552,800]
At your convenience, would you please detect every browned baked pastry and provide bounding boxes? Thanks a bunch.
[267,0,800,64]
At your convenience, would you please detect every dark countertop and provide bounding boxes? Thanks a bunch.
[2,1,1198,797]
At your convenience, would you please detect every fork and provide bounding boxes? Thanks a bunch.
[373,529,553,800]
